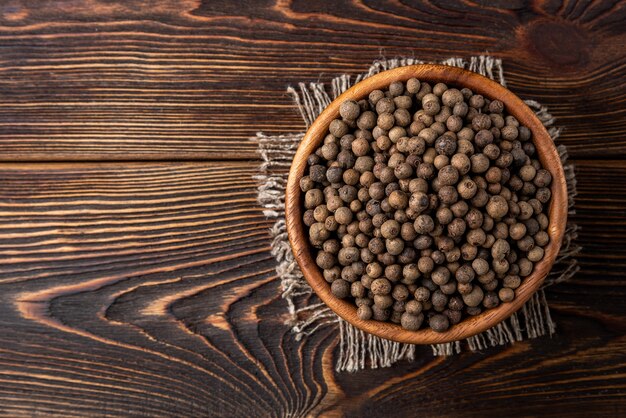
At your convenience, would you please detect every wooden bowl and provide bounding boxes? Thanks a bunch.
[285,64,567,345]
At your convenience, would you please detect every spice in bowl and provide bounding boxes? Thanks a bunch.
[300,78,552,333]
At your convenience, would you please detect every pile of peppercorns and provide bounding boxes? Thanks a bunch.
[300,78,552,333]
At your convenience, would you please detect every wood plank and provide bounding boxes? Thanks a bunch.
[0,160,624,416]
[0,0,624,160]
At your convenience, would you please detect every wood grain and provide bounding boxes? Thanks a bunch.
[0,162,341,416]
[285,64,568,344]
[0,1,624,416]
[0,160,624,417]
[0,0,624,160]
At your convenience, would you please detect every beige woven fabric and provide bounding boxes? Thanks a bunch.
[254,56,580,372]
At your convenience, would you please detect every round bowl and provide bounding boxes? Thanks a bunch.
[285,64,567,344]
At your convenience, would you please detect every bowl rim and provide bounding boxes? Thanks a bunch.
[285,64,568,344]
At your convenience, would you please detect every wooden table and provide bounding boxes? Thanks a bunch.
[0,1,624,417]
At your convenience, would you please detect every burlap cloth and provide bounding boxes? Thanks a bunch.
[253,56,580,372]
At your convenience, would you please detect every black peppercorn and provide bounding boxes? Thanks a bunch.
[394,108,412,127]
[431,83,446,97]
[401,312,424,330]
[340,99,361,121]
[447,218,467,238]
[455,264,475,284]
[370,278,392,295]
[482,291,500,308]
[421,93,440,116]
[357,304,373,320]
[405,77,420,93]
[457,178,477,200]
[331,279,350,298]
[498,287,515,303]
[329,119,349,138]
[441,88,463,107]
[429,314,450,332]
[438,185,458,205]
[357,111,377,130]
[486,195,508,219]
[468,94,484,109]
[501,125,518,141]
[434,134,457,156]
[372,305,390,321]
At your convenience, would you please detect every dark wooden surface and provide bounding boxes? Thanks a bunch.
[0,1,624,417]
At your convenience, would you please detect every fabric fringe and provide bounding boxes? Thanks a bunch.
[253,132,336,334]
[336,320,416,372]
[254,55,579,372]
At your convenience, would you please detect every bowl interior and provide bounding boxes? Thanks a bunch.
[285,64,568,344]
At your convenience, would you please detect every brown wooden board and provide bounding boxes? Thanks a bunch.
[0,161,623,416]
[0,1,624,415]
[0,1,624,160]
